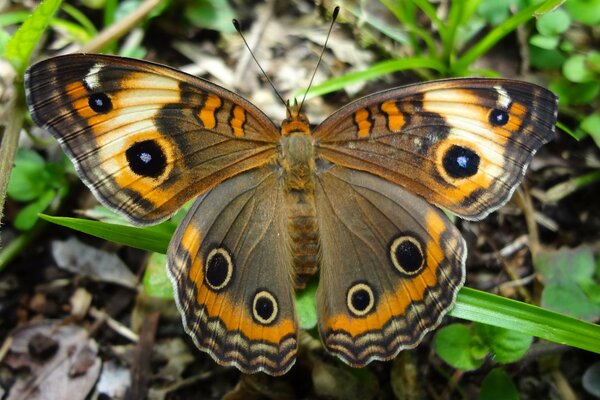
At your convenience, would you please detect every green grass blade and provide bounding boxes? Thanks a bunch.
[4,0,62,75]
[39,214,172,254]
[451,0,556,74]
[303,57,446,99]
[451,287,600,354]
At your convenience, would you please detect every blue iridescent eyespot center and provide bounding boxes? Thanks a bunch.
[88,93,112,113]
[442,145,480,179]
[125,140,167,178]
[489,108,509,126]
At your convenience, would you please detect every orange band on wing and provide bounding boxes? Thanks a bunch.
[198,94,222,129]
[380,100,405,132]
[354,108,372,138]
[182,225,296,343]
[230,105,246,137]
[325,210,446,336]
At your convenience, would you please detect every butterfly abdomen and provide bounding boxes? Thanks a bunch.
[280,129,321,288]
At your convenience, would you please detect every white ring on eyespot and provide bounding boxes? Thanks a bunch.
[346,283,375,317]
[252,290,278,325]
[390,235,425,275]
[204,248,234,291]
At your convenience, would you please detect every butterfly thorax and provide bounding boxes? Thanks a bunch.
[279,107,320,288]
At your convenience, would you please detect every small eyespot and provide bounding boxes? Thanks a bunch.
[204,247,234,291]
[442,145,480,179]
[252,290,278,325]
[346,282,376,317]
[88,93,112,113]
[390,235,425,275]
[489,109,509,126]
[125,140,167,178]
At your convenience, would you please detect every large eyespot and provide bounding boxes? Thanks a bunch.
[489,109,509,126]
[88,93,112,113]
[346,282,376,317]
[251,290,278,325]
[442,145,480,179]
[125,140,167,178]
[204,247,234,291]
[389,234,425,275]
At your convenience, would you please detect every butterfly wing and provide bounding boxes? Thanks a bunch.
[167,165,298,375]
[313,78,558,220]
[314,164,466,366]
[25,54,280,224]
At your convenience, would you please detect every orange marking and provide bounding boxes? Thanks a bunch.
[354,109,372,138]
[231,105,246,137]
[381,100,405,132]
[66,81,100,119]
[507,101,527,134]
[183,224,296,343]
[198,94,222,129]
[325,210,446,336]
[281,120,310,136]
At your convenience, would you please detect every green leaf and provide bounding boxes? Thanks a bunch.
[536,8,570,35]
[296,281,318,330]
[535,247,600,320]
[142,252,174,298]
[563,54,596,83]
[476,324,532,363]
[529,34,560,50]
[303,57,446,99]
[434,324,486,370]
[185,0,235,33]
[7,149,47,202]
[479,368,519,400]
[14,189,55,230]
[39,214,172,253]
[450,287,600,354]
[581,113,600,147]
[549,79,600,106]
[4,0,62,74]
[565,0,600,25]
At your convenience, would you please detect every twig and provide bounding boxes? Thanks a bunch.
[89,307,139,342]
[77,0,163,54]
[125,312,160,400]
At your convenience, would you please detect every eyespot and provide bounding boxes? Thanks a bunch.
[252,290,278,325]
[204,247,234,291]
[442,145,480,179]
[125,140,167,178]
[489,109,509,126]
[346,282,376,317]
[389,234,425,275]
[88,93,112,113]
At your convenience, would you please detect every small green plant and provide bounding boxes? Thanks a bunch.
[7,149,70,230]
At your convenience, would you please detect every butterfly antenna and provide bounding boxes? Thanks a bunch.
[233,19,288,112]
[298,6,340,114]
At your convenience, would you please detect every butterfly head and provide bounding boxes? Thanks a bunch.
[281,99,310,136]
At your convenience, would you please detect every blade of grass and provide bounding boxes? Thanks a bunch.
[451,287,600,354]
[303,57,446,99]
[39,215,172,254]
[451,0,556,74]
[61,3,98,36]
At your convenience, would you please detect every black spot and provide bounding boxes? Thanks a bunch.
[88,93,112,113]
[442,145,480,179]
[394,239,423,273]
[205,250,231,290]
[351,288,371,312]
[125,140,167,178]
[489,109,509,126]
[255,296,274,321]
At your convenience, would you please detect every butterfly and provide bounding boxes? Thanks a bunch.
[24,53,558,376]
